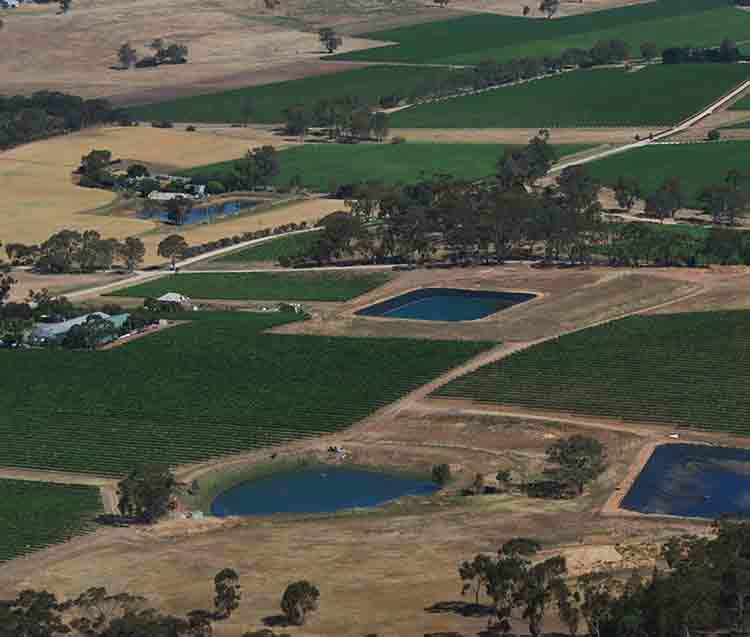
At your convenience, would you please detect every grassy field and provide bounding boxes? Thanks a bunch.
[215,231,322,263]
[110,271,390,301]
[336,0,750,64]
[389,65,750,128]
[0,480,102,562]
[125,66,460,125]
[0,312,489,475]
[181,142,595,191]
[435,310,750,434]
[587,140,750,204]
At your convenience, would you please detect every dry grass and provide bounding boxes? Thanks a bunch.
[0,126,305,264]
[0,0,433,100]
[395,127,648,144]
[449,0,654,17]
[6,270,122,303]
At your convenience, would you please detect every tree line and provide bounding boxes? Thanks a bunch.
[459,520,750,637]
[0,91,127,150]
[4,229,145,273]
[117,38,189,70]
[0,567,319,635]
[284,96,389,139]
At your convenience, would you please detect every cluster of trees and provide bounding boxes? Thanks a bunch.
[117,38,189,70]
[0,91,126,150]
[0,568,318,634]
[662,37,743,64]
[284,96,389,140]
[286,132,607,266]
[5,230,145,273]
[187,146,282,194]
[459,520,750,637]
[318,27,342,54]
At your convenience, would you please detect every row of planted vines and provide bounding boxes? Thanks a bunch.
[0,312,489,476]
[0,479,102,562]
[435,310,750,434]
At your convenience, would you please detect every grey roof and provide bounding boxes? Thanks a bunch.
[30,312,111,340]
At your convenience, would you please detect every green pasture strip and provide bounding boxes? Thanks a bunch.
[0,480,102,563]
[435,310,750,435]
[389,65,750,128]
[336,0,749,64]
[180,142,595,192]
[108,271,391,301]
[214,232,323,263]
[124,66,460,124]
[587,140,750,204]
[0,312,490,475]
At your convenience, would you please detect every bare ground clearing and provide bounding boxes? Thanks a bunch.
[272,264,703,342]
[447,0,654,18]
[394,127,650,144]
[5,270,125,303]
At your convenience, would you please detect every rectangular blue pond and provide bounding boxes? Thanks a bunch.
[621,443,750,519]
[355,288,536,322]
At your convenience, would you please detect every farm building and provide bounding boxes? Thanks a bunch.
[29,312,129,346]
[157,292,193,308]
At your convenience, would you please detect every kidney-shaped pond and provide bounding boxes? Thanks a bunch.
[210,466,438,517]
[621,443,750,519]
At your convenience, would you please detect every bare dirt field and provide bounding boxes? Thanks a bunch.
[0,126,302,262]
[6,270,125,303]
[0,0,391,99]
[272,264,701,342]
[396,127,649,144]
[448,0,653,18]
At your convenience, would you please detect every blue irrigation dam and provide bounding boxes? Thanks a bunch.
[210,466,438,517]
[621,443,750,519]
[355,288,536,322]
[140,199,259,226]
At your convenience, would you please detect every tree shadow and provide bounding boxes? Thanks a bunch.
[262,614,289,627]
[95,513,133,527]
[424,601,495,618]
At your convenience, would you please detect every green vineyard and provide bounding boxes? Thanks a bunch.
[435,311,750,434]
[110,271,391,302]
[0,480,102,562]
[0,312,489,476]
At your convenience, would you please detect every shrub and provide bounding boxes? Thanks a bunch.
[391,136,406,144]
[431,463,451,486]
[152,120,174,129]
[206,180,226,195]
[707,129,721,141]
[186,125,196,132]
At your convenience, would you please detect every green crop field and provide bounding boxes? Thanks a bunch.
[215,232,323,263]
[587,140,750,204]
[181,142,595,192]
[436,310,750,434]
[0,480,102,562]
[389,65,749,128]
[110,271,390,301]
[124,66,460,124]
[0,312,489,475]
[337,0,750,64]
